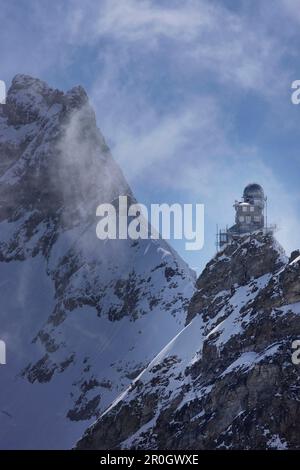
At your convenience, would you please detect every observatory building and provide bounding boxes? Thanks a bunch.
[218,183,275,248]
[234,183,265,233]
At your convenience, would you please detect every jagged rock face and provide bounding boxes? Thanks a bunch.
[77,233,300,450]
[187,232,286,324]
[0,75,195,449]
[0,75,127,260]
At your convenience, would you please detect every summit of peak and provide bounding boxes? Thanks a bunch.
[9,74,88,102]
[64,85,89,111]
[10,74,52,93]
[186,231,287,324]
[3,75,90,126]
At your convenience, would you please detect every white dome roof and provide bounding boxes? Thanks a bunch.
[243,183,264,200]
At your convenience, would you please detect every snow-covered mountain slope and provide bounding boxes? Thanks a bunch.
[0,75,195,449]
[77,232,300,450]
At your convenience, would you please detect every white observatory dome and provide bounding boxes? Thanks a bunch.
[243,183,264,206]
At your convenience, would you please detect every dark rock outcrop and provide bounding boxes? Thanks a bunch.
[77,232,300,450]
[0,75,195,449]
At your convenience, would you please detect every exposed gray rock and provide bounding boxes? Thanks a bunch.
[187,232,286,324]
[0,75,195,449]
[77,232,300,450]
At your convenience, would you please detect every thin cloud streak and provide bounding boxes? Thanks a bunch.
[0,0,299,263]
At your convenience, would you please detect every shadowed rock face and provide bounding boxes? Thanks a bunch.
[0,75,195,449]
[0,75,127,261]
[187,232,286,324]
[77,232,300,450]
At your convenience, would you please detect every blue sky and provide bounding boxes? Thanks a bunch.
[1,0,300,272]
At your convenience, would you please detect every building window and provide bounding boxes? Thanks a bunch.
[254,216,261,222]
[246,216,251,223]
[239,216,244,222]
[250,206,254,212]
[242,205,248,212]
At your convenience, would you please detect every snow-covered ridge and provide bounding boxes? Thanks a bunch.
[77,232,300,450]
[0,75,195,449]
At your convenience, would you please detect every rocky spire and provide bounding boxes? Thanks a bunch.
[76,231,300,450]
[0,75,195,449]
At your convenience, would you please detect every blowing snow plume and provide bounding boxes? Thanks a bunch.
[0,75,195,449]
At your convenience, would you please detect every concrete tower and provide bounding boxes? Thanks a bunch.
[233,183,265,234]
[218,183,275,249]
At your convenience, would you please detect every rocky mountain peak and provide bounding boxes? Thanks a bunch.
[65,85,88,110]
[10,74,52,95]
[76,232,300,450]
[0,75,195,449]
[3,74,89,126]
[0,74,129,261]
[186,231,287,324]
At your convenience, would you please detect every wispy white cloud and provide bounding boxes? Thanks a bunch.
[93,0,213,43]
[63,0,289,94]
[0,0,295,94]
[90,52,300,256]
[0,1,293,103]
[1,0,299,261]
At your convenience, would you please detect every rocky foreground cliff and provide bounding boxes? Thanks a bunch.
[0,75,195,449]
[77,232,300,450]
